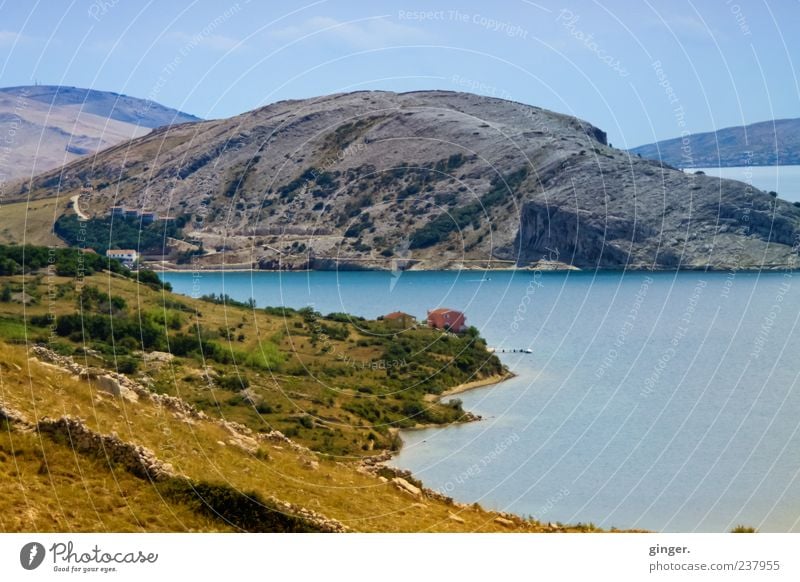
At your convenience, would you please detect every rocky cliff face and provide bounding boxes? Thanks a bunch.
[11,90,800,270]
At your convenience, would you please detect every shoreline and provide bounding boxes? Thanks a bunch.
[388,370,516,436]
[436,370,516,400]
[153,265,800,274]
[396,369,516,433]
[366,367,564,529]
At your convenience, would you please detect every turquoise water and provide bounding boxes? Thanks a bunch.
[686,165,800,202]
[162,269,800,532]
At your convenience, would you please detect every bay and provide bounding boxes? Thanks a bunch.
[162,269,800,532]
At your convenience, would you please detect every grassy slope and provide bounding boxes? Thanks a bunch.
[0,268,589,533]
[0,341,551,533]
[3,270,504,457]
[0,197,70,247]
[0,426,227,532]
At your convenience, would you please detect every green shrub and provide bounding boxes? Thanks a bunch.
[409,167,529,249]
[217,374,250,391]
[117,357,139,374]
[244,341,285,370]
[161,479,320,532]
[53,214,183,255]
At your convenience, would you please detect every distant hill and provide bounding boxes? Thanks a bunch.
[630,118,800,168]
[9,90,800,270]
[0,85,200,181]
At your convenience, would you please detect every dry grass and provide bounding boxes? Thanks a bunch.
[0,341,548,532]
[0,197,70,247]
[0,425,227,532]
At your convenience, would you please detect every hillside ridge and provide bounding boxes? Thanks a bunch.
[0,84,200,182]
[630,117,800,168]
[8,90,800,271]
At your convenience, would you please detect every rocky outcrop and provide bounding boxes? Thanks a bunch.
[505,202,632,268]
[30,345,208,421]
[258,429,313,454]
[16,348,350,533]
[0,403,174,480]
[393,477,422,497]
[38,416,176,480]
[266,497,348,533]
[15,90,799,270]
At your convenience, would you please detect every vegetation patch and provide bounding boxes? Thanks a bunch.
[54,214,185,255]
[409,166,529,249]
[160,479,323,532]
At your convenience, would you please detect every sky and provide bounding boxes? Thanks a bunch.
[0,0,798,148]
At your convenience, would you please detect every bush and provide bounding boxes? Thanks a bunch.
[217,373,250,391]
[53,214,183,255]
[244,341,284,370]
[161,479,320,532]
[0,244,126,277]
[138,268,172,291]
[263,306,297,317]
[200,293,255,308]
[117,357,139,374]
[409,167,529,249]
[53,311,167,351]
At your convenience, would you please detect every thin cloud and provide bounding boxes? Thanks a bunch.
[271,16,431,49]
[660,13,721,40]
[0,30,28,46]
[166,31,243,52]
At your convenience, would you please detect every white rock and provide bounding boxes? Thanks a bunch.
[392,477,422,497]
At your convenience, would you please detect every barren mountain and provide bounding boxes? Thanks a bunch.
[631,118,800,168]
[0,85,200,181]
[10,90,800,270]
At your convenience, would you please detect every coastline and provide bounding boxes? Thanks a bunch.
[435,369,516,400]
[362,367,567,530]
[152,264,800,275]
[399,369,517,433]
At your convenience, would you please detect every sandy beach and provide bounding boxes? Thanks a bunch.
[427,370,516,402]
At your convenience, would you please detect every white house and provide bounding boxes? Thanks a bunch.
[106,249,138,268]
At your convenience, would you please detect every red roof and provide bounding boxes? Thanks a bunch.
[384,311,415,320]
[428,308,462,316]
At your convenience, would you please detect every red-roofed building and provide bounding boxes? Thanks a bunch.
[427,308,466,333]
[382,311,417,328]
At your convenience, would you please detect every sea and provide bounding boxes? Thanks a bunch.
[162,269,800,532]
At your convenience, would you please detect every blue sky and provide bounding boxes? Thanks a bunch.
[1,0,798,147]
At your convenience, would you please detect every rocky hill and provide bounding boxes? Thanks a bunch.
[0,85,200,181]
[10,90,800,270]
[630,118,800,168]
